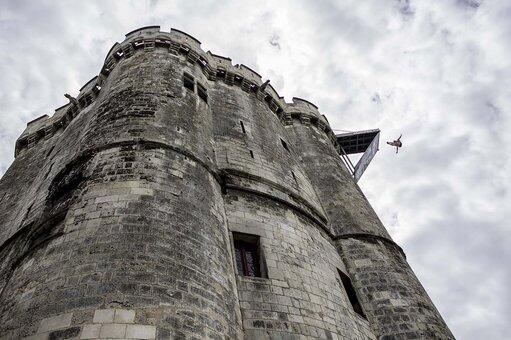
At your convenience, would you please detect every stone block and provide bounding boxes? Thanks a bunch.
[38,313,73,332]
[99,324,126,338]
[114,309,135,323]
[125,324,156,339]
[80,324,101,339]
[93,309,114,323]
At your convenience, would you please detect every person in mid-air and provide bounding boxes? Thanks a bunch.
[387,134,402,153]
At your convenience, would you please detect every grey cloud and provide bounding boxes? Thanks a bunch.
[269,35,281,50]
[457,0,482,9]
[396,0,415,17]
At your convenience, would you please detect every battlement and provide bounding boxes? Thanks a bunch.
[26,114,49,129]
[286,97,327,122]
[15,26,339,156]
[125,25,162,39]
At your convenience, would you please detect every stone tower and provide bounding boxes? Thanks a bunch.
[0,26,453,340]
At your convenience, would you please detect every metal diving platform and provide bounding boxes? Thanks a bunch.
[336,129,380,182]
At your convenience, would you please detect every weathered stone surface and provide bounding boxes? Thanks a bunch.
[0,26,453,339]
[38,313,74,333]
[80,324,101,339]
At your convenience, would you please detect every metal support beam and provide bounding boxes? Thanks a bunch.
[336,129,380,182]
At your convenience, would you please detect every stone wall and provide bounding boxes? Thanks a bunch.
[336,238,454,339]
[225,191,375,339]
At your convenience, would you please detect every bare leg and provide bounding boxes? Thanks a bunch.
[396,146,399,153]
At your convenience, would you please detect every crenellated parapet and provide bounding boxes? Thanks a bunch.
[15,26,339,156]
[284,97,340,149]
[15,75,101,156]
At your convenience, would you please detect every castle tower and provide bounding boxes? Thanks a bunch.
[0,27,453,340]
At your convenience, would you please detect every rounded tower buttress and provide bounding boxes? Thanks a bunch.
[285,98,454,339]
[0,27,241,339]
[208,68,376,339]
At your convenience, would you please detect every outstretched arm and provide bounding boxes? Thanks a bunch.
[397,134,402,141]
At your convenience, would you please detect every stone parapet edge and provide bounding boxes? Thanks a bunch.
[334,233,406,259]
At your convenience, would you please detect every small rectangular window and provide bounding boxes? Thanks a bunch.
[249,150,254,159]
[216,69,226,79]
[197,83,208,103]
[234,75,243,86]
[183,73,194,91]
[280,138,289,152]
[240,121,246,134]
[338,269,366,319]
[233,232,265,278]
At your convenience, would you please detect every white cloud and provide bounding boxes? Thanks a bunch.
[0,1,510,338]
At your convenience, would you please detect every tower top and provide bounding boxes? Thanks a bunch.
[14,26,379,180]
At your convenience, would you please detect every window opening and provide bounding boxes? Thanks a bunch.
[234,75,243,86]
[46,146,55,157]
[249,150,254,159]
[216,69,226,79]
[197,83,208,103]
[183,73,195,91]
[240,121,246,134]
[233,232,265,278]
[291,171,297,184]
[198,57,207,67]
[43,163,54,180]
[338,269,366,319]
[281,138,289,152]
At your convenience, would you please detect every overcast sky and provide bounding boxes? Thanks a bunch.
[1,1,510,338]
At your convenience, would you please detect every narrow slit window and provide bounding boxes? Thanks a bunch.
[46,146,55,157]
[233,232,265,278]
[291,171,297,184]
[249,150,254,159]
[338,269,366,319]
[197,83,208,103]
[240,121,246,134]
[280,138,289,152]
[183,72,195,91]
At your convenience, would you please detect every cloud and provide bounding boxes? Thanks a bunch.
[268,34,281,50]
[0,1,510,338]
